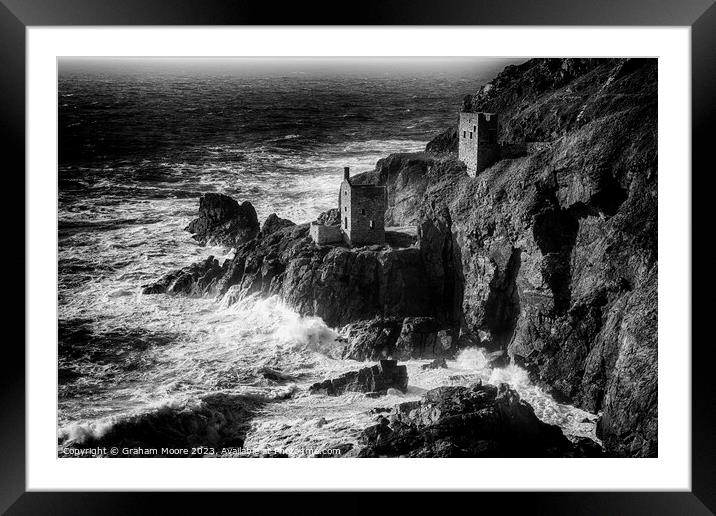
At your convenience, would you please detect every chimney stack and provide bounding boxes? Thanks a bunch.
[344,166,350,180]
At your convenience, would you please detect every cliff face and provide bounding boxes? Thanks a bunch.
[355,58,658,457]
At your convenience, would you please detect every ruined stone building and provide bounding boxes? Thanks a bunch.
[310,167,386,246]
[339,167,386,245]
[458,112,499,177]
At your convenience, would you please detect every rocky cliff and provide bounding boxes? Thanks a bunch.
[145,219,440,328]
[352,58,658,457]
[145,58,657,457]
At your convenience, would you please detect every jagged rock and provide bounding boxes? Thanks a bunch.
[260,213,295,236]
[141,256,223,296]
[340,318,402,361]
[357,382,602,457]
[308,359,408,396]
[395,318,456,359]
[232,231,436,327]
[185,193,259,248]
[340,317,456,361]
[316,208,340,226]
[421,358,448,370]
[146,223,438,326]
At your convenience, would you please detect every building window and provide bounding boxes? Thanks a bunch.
[361,208,365,215]
[369,220,374,229]
[473,125,476,132]
[469,132,473,139]
[344,217,348,229]
[462,130,466,138]
[344,206,347,212]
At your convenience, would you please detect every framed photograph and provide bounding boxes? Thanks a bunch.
[5,0,711,512]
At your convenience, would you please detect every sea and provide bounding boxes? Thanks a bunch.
[57,57,598,456]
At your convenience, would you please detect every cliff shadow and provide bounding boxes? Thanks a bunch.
[483,247,522,351]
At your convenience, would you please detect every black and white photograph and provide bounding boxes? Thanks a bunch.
[57,56,658,459]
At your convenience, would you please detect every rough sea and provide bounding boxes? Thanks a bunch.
[58,58,598,456]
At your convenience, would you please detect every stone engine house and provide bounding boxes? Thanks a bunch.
[339,167,386,246]
[458,111,499,177]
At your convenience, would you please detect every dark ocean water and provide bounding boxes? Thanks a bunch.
[57,58,598,455]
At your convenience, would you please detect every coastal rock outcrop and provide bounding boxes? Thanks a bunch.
[260,213,295,236]
[309,359,408,396]
[141,256,223,296]
[340,317,456,361]
[185,193,259,247]
[148,221,439,327]
[357,382,601,457]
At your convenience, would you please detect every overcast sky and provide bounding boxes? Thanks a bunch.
[59,56,527,77]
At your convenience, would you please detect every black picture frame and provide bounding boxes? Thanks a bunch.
[2,0,710,513]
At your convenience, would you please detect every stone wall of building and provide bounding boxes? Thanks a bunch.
[339,179,352,237]
[309,222,343,245]
[458,112,499,177]
[458,112,479,175]
[348,185,386,245]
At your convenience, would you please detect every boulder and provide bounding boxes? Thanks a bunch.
[185,193,259,248]
[309,359,408,396]
[260,213,295,237]
[358,382,602,457]
[141,256,222,296]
